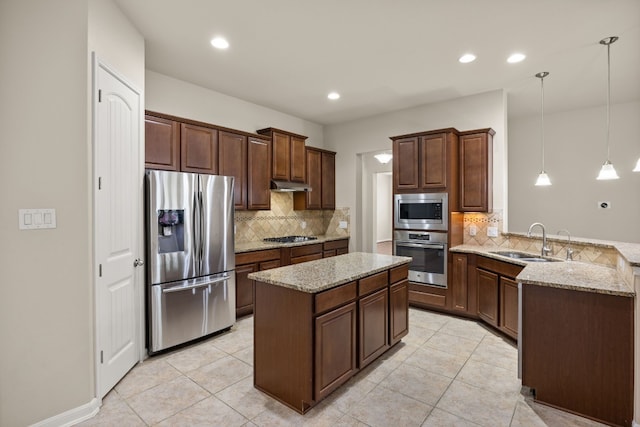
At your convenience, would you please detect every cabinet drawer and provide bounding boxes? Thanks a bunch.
[260,259,281,270]
[291,253,323,264]
[323,250,337,258]
[291,243,323,257]
[315,281,357,315]
[409,289,446,307]
[358,271,388,297]
[389,264,409,284]
[477,256,523,278]
[323,239,348,251]
[236,248,281,265]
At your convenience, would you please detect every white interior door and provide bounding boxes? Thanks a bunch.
[94,56,142,398]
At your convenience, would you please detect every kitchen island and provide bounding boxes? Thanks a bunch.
[248,252,411,414]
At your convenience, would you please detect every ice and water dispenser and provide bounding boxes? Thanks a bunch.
[157,209,184,253]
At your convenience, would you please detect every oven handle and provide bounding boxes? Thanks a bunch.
[395,242,446,250]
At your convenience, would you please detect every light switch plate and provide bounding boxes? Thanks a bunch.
[487,226,498,237]
[339,221,348,229]
[19,208,57,230]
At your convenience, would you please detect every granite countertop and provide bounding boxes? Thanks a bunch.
[235,235,349,253]
[247,252,412,293]
[451,244,634,297]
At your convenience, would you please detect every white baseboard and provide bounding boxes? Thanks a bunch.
[30,398,100,427]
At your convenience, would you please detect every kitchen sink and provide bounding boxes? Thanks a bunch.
[490,251,562,262]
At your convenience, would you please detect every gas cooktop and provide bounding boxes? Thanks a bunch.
[263,236,318,243]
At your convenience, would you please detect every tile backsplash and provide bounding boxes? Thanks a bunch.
[462,210,617,268]
[234,192,349,243]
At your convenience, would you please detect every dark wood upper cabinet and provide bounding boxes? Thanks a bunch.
[180,123,218,174]
[420,133,447,188]
[218,131,247,210]
[247,137,272,210]
[391,129,459,198]
[392,137,419,191]
[294,147,336,210]
[145,115,180,171]
[291,136,306,182]
[321,151,336,210]
[460,129,494,212]
[257,128,308,183]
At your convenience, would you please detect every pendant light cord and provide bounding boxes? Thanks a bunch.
[540,76,545,171]
[606,41,611,161]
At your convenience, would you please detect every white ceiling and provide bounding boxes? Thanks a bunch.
[115,0,640,125]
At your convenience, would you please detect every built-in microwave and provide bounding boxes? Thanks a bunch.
[394,193,448,231]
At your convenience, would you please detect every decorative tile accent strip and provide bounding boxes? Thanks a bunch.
[234,192,349,243]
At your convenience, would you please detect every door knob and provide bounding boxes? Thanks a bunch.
[134,258,144,267]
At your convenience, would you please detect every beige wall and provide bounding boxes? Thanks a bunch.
[0,1,144,425]
[324,90,507,252]
[508,101,640,242]
[145,71,325,148]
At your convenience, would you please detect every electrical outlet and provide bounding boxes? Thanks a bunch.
[339,221,348,229]
[469,224,477,236]
[301,221,307,229]
[597,201,611,209]
[487,226,498,237]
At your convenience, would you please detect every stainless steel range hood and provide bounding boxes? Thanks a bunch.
[270,180,312,192]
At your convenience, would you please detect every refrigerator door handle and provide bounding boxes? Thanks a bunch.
[199,189,204,273]
[162,274,230,294]
[192,189,200,274]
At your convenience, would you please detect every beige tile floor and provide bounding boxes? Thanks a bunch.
[78,308,606,427]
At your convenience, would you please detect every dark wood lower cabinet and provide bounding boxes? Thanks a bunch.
[253,263,409,414]
[314,302,357,400]
[235,264,257,317]
[476,268,499,327]
[358,288,389,368]
[522,284,634,427]
[499,277,518,339]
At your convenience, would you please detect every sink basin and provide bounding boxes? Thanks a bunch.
[490,251,561,263]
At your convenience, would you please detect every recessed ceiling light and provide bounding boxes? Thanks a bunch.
[459,53,476,63]
[507,53,526,63]
[327,92,340,100]
[210,37,229,49]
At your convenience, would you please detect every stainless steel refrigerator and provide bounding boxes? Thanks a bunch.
[145,170,236,354]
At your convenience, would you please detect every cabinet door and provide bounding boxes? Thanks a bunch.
[247,137,272,210]
[181,123,218,174]
[272,132,290,181]
[500,276,519,339]
[236,263,257,317]
[290,136,306,182]
[451,253,468,312]
[477,268,499,327]
[389,279,409,345]
[145,115,180,171]
[460,131,492,212]
[420,133,447,189]
[393,137,419,191]
[219,131,247,210]
[321,151,336,209]
[305,149,322,209]
[314,302,357,400]
[359,288,389,368]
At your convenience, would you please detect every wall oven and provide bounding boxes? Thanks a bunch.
[393,230,447,288]
[394,193,448,231]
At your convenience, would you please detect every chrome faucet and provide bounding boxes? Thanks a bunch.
[527,222,552,257]
[557,229,574,261]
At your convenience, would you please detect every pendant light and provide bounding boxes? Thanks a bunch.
[596,36,619,180]
[634,158,640,172]
[535,72,551,186]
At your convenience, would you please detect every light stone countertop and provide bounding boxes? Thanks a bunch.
[451,244,634,297]
[235,235,349,253]
[247,252,412,293]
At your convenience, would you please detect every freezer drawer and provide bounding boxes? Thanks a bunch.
[149,272,236,353]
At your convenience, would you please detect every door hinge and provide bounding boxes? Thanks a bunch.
[98,177,102,190]
[99,264,102,277]
[98,89,102,102]
[100,350,103,364]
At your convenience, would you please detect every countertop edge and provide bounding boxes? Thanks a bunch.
[235,235,349,253]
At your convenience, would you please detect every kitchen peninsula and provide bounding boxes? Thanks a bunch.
[248,252,411,413]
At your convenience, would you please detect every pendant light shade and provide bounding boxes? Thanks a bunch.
[596,36,619,180]
[634,158,640,172]
[534,71,551,186]
[374,152,392,164]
